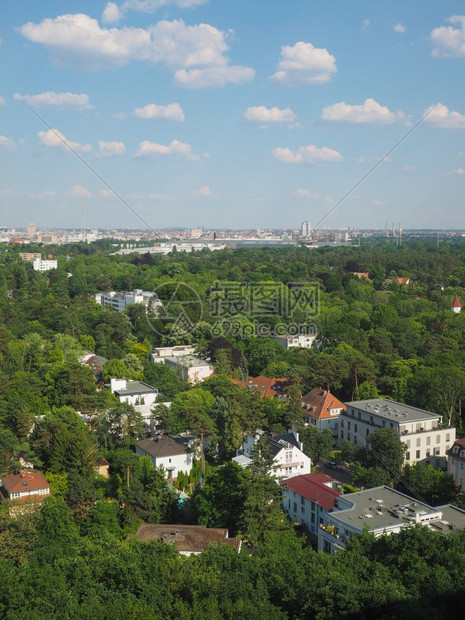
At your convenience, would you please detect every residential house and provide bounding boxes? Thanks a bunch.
[129,524,241,555]
[94,458,110,478]
[163,355,214,384]
[233,430,311,479]
[281,473,341,537]
[388,276,411,285]
[273,334,316,350]
[151,345,197,363]
[302,388,346,439]
[231,375,291,399]
[318,486,465,554]
[339,399,455,467]
[110,378,159,432]
[135,435,193,479]
[0,471,50,504]
[447,437,465,489]
[79,352,108,382]
[350,272,370,279]
[95,289,162,313]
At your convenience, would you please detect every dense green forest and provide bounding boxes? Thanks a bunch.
[2,238,465,618]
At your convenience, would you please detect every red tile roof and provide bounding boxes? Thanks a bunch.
[452,296,462,308]
[302,388,346,420]
[231,375,291,398]
[1,471,50,495]
[281,473,341,511]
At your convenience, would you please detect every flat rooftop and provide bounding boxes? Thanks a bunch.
[114,381,157,395]
[129,524,241,553]
[346,398,440,423]
[331,486,465,533]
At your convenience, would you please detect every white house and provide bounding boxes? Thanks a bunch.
[233,430,311,479]
[339,399,455,467]
[447,437,465,489]
[151,345,197,363]
[33,258,57,272]
[0,471,50,503]
[135,435,193,479]
[110,378,158,407]
[281,473,342,537]
[273,334,316,350]
[95,289,162,313]
[318,486,465,554]
[164,355,215,384]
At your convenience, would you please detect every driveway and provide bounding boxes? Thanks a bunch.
[316,461,354,485]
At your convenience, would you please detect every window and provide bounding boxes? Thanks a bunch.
[293,502,297,513]
[301,506,305,514]
[358,411,361,419]
[324,540,331,553]
[301,496,305,505]
[366,428,370,436]
[416,450,420,459]
[452,458,456,465]
[416,438,421,447]
[382,421,386,427]
[446,433,450,442]
[426,450,430,457]
[311,501,316,511]
[354,437,358,445]
[311,513,315,524]
[390,423,394,428]
[354,424,358,432]
[406,452,410,460]
[461,463,464,471]
[437,435,441,445]
[406,440,411,448]
[340,431,344,439]
[426,436,431,446]
[348,422,351,430]
[370,416,374,424]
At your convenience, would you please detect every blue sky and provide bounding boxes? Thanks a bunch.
[1,1,465,230]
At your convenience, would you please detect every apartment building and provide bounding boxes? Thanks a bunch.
[339,399,455,467]
[95,289,162,313]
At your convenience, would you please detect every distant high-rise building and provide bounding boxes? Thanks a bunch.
[27,222,36,237]
[301,221,311,237]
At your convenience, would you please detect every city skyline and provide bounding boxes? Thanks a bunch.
[1,1,465,230]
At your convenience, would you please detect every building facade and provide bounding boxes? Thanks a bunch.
[135,435,193,479]
[447,437,465,489]
[339,399,455,467]
[302,388,346,439]
[95,289,162,313]
[273,334,316,350]
[0,471,50,503]
[33,258,57,271]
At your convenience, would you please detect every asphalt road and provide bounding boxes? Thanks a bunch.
[316,462,354,485]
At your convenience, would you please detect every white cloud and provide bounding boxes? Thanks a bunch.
[38,128,92,152]
[394,22,406,34]
[191,185,215,196]
[97,140,126,157]
[0,135,16,150]
[430,15,465,58]
[69,185,92,197]
[322,98,402,124]
[134,102,185,121]
[19,15,254,86]
[148,192,175,199]
[103,0,207,23]
[362,19,370,31]
[270,41,336,85]
[425,103,465,129]
[27,190,56,199]
[449,168,465,175]
[272,144,342,164]
[0,189,19,196]
[293,189,319,198]
[0,96,5,105]
[100,189,114,198]
[135,139,197,158]
[174,65,255,87]
[14,91,93,110]
[372,199,386,206]
[244,106,296,124]
[404,164,415,171]
[102,2,121,23]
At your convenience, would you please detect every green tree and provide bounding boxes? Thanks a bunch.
[300,426,333,465]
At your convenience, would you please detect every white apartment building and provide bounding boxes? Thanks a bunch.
[110,378,158,407]
[95,289,162,313]
[33,258,57,272]
[281,473,341,537]
[318,486,465,554]
[273,333,316,350]
[339,399,455,468]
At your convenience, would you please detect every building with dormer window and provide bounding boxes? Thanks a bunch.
[447,437,465,489]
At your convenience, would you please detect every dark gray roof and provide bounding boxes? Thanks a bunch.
[345,398,441,423]
[268,432,300,456]
[114,381,157,396]
[136,436,189,458]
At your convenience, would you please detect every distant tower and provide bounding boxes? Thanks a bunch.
[301,221,311,237]
[27,222,36,238]
[451,296,462,314]
[81,203,86,240]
